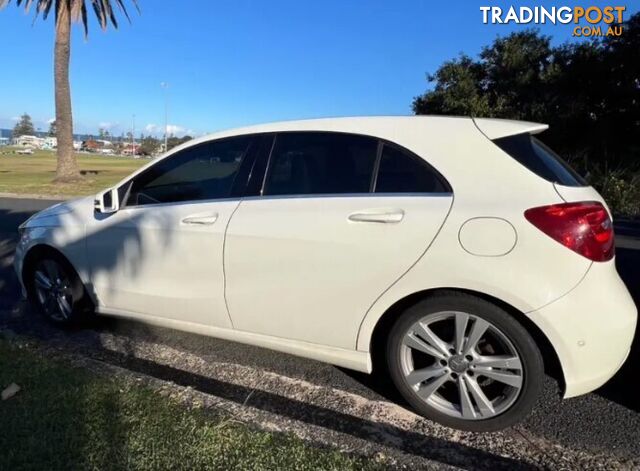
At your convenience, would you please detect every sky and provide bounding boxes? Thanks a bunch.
[0,0,638,137]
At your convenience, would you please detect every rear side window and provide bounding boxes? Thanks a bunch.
[264,132,378,196]
[493,133,586,187]
[375,145,449,193]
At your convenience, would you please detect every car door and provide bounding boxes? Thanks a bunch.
[85,135,256,327]
[224,132,453,349]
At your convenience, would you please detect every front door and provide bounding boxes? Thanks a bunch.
[86,135,255,327]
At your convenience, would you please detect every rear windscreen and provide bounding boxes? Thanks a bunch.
[493,133,587,187]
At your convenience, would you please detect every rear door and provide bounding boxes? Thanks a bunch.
[224,132,453,349]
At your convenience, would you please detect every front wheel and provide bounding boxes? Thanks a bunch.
[386,292,543,432]
[26,252,91,326]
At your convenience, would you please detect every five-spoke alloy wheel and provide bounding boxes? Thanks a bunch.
[387,292,543,432]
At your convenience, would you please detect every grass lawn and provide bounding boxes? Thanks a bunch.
[0,148,147,198]
[0,338,382,470]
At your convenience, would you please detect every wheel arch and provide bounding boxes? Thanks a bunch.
[367,287,565,391]
[21,244,87,300]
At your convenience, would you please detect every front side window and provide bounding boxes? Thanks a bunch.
[375,144,449,193]
[263,132,378,196]
[126,136,252,206]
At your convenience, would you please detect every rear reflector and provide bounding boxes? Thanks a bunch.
[524,201,614,262]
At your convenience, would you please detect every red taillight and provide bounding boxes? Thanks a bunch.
[524,201,614,262]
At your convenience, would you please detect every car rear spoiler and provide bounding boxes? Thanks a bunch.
[473,117,549,140]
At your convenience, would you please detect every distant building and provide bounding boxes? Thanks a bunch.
[0,137,9,146]
[13,135,45,148]
[43,137,57,150]
[121,143,141,155]
[82,139,115,153]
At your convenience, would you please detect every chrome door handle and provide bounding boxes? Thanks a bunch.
[348,209,404,224]
[181,213,218,225]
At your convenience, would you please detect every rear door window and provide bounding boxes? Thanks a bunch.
[263,132,378,196]
[493,133,586,187]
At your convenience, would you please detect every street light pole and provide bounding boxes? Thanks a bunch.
[161,82,169,152]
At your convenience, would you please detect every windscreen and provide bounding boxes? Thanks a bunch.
[493,133,587,187]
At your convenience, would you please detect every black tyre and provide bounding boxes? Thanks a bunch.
[25,251,92,326]
[386,291,543,432]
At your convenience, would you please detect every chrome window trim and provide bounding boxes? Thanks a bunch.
[119,191,453,211]
[121,196,242,211]
[241,192,453,202]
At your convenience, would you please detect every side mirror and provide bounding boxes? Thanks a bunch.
[94,187,119,214]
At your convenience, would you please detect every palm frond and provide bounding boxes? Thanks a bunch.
[101,0,118,29]
[70,0,88,36]
[3,0,138,35]
[40,0,54,20]
[90,0,106,29]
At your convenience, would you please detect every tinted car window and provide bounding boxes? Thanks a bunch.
[375,145,449,193]
[493,133,586,187]
[263,132,378,196]
[126,136,252,206]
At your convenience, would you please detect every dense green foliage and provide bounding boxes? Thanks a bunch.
[0,338,382,470]
[167,135,194,151]
[413,13,640,215]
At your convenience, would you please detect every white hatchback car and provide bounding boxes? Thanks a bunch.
[14,116,636,431]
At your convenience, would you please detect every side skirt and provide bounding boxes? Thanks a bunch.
[96,307,372,373]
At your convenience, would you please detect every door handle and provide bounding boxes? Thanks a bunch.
[181,213,218,225]
[348,209,404,224]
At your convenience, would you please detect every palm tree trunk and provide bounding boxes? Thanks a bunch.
[53,0,80,182]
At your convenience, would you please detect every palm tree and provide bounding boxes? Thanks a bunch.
[1,0,138,182]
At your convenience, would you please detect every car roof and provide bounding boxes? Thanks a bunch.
[119,115,551,196]
[179,115,548,150]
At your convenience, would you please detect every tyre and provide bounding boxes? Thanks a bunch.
[386,291,543,432]
[25,251,92,326]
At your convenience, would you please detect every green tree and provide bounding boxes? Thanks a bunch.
[139,136,160,156]
[413,13,640,170]
[12,113,36,137]
[413,13,640,215]
[47,119,57,137]
[166,135,193,152]
[1,0,138,182]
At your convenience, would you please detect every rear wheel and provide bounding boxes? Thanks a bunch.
[386,292,543,432]
[26,252,91,325]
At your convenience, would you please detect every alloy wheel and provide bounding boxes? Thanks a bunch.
[399,311,523,420]
[33,259,74,322]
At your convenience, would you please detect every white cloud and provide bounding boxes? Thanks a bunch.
[99,121,118,130]
[47,118,56,124]
[145,123,192,137]
[11,116,20,121]
[166,124,186,135]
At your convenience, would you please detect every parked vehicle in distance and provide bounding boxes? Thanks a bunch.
[16,147,34,155]
[14,116,637,431]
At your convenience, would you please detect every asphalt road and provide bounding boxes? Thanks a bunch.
[1,196,639,470]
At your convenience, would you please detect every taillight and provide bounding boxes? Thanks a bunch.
[524,201,614,262]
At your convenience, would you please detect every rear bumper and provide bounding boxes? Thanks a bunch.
[527,258,637,398]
